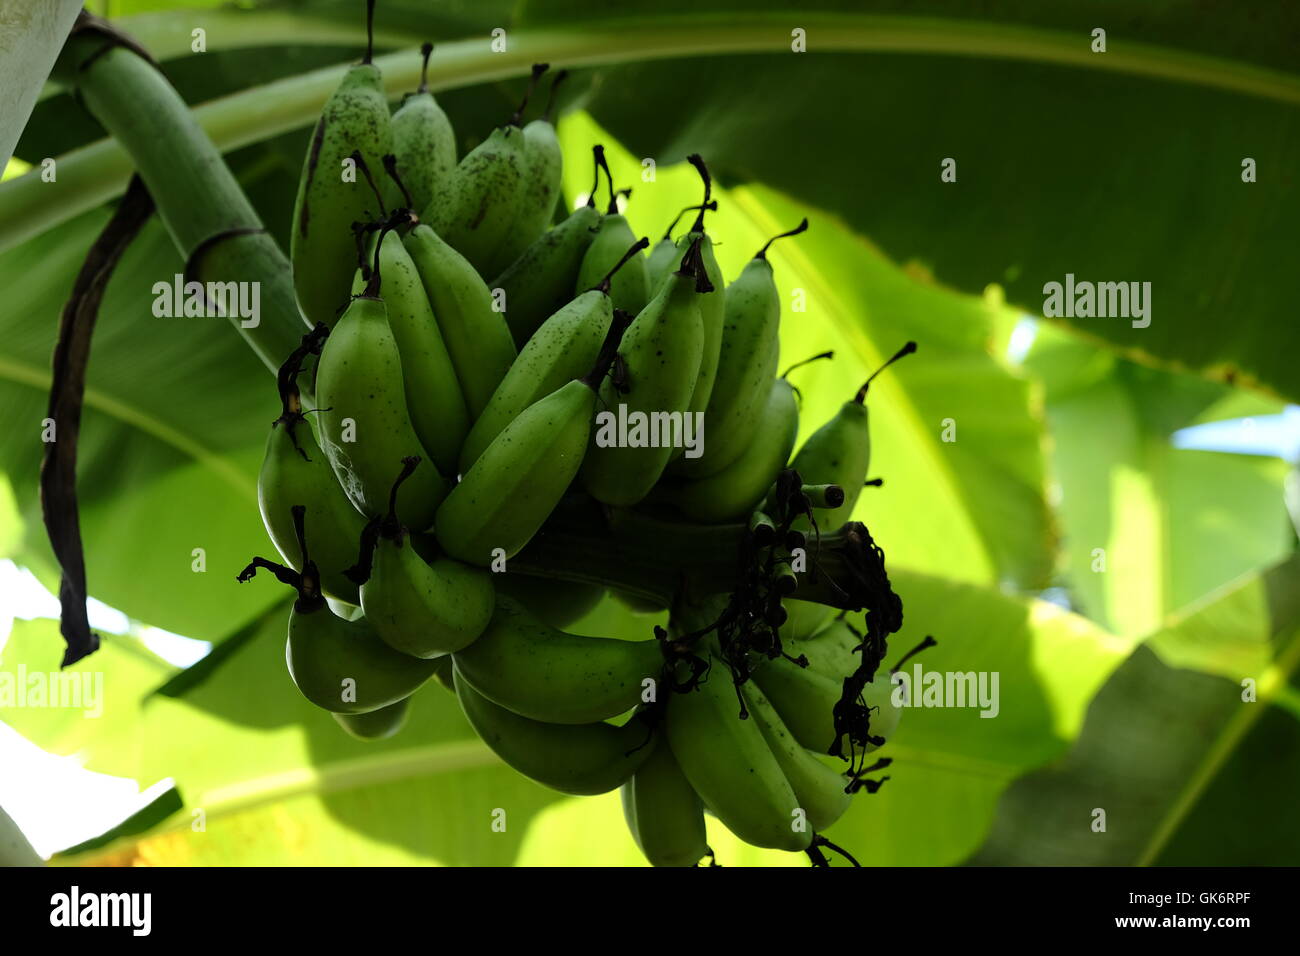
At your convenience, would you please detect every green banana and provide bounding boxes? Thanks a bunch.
[333,697,411,740]
[237,508,441,714]
[352,229,469,477]
[290,0,391,326]
[454,664,656,795]
[494,70,567,269]
[285,605,439,715]
[403,222,517,420]
[574,148,649,315]
[665,157,725,426]
[315,241,449,532]
[387,43,457,215]
[354,458,494,657]
[436,310,632,566]
[786,341,916,533]
[258,326,367,605]
[742,682,852,832]
[621,734,709,867]
[675,220,806,479]
[753,653,899,755]
[667,654,808,851]
[460,237,648,473]
[493,203,601,348]
[452,596,663,724]
[581,240,708,506]
[496,574,605,629]
[424,64,548,277]
[662,376,798,523]
[777,597,835,644]
[644,201,714,291]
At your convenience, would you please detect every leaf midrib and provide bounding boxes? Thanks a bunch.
[5,14,1300,256]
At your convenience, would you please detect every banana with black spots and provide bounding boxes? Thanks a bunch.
[491,147,604,348]
[315,237,449,531]
[387,43,457,215]
[460,237,647,473]
[580,240,708,506]
[573,147,649,316]
[675,219,806,479]
[495,70,567,268]
[424,65,548,277]
[290,0,391,326]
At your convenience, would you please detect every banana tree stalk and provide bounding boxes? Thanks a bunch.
[52,16,308,372]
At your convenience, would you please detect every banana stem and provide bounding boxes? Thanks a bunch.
[510,500,882,609]
[49,21,308,373]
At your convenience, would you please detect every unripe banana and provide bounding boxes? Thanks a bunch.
[674,220,806,479]
[424,65,548,277]
[494,71,566,269]
[753,654,899,755]
[454,664,656,795]
[644,200,715,291]
[460,238,647,473]
[581,241,708,506]
[742,682,853,832]
[352,229,469,476]
[333,697,410,740]
[403,223,517,420]
[666,158,725,425]
[290,3,391,326]
[777,597,835,644]
[496,574,605,629]
[492,203,601,348]
[436,311,631,565]
[643,237,680,292]
[576,215,648,317]
[354,459,495,657]
[237,510,441,715]
[621,734,709,867]
[387,43,456,215]
[662,377,798,523]
[574,148,649,315]
[786,341,916,533]
[666,654,809,851]
[258,327,367,605]
[315,252,449,532]
[452,596,663,724]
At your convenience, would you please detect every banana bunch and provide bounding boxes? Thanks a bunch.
[244,2,922,866]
